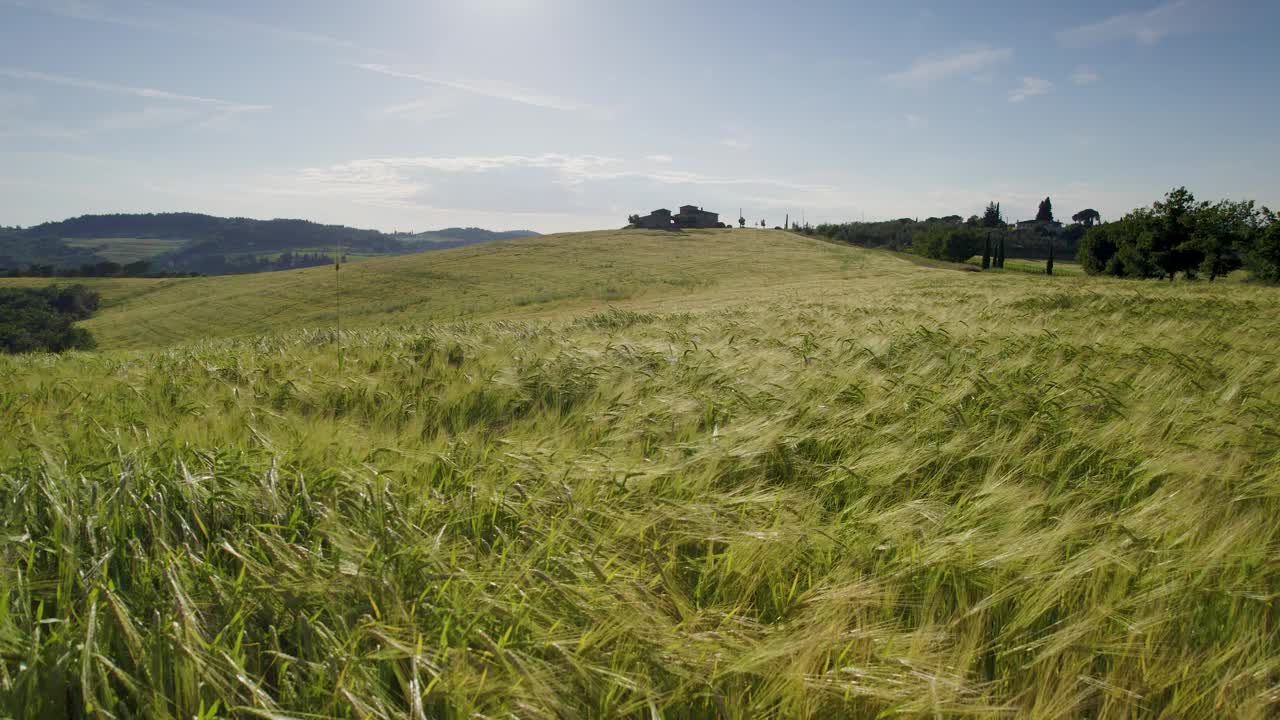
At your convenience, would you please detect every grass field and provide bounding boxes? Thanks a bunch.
[62,237,189,264]
[963,256,1087,277]
[2,229,1279,718]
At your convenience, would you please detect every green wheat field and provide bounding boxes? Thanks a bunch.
[2,229,1278,718]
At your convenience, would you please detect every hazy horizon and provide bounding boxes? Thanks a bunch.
[2,0,1277,233]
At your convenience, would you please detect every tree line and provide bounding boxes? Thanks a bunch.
[808,199,1084,264]
[809,189,1278,283]
[4,260,197,279]
[165,250,342,275]
[1078,187,1279,281]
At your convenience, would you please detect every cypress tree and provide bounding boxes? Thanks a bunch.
[982,232,991,269]
[997,235,1006,268]
[1047,240,1055,275]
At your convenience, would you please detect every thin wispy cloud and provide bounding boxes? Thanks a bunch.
[0,67,269,113]
[136,0,374,54]
[354,64,585,112]
[604,169,834,193]
[884,46,1013,87]
[1072,66,1100,85]
[0,0,170,32]
[719,128,753,151]
[272,154,836,207]
[96,106,201,131]
[271,154,617,200]
[379,97,456,121]
[382,154,619,175]
[1057,0,1204,48]
[0,126,86,141]
[904,113,928,129]
[645,154,674,163]
[4,0,381,56]
[1010,77,1052,103]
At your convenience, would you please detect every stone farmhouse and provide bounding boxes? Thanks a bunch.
[1013,217,1064,234]
[1015,219,1064,233]
[632,205,724,230]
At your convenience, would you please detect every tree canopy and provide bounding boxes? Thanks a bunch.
[0,285,99,354]
[1077,187,1277,281]
[1036,197,1055,224]
[1072,209,1101,227]
[982,202,1003,228]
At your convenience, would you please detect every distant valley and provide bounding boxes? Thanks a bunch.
[0,213,538,276]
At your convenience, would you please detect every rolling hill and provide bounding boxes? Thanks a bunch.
[1,213,539,275]
[7,228,890,349]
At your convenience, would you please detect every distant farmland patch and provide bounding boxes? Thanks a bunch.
[62,237,188,263]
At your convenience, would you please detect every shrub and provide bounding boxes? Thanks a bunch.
[0,285,100,353]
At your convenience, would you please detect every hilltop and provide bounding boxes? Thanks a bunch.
[0,213,538,275]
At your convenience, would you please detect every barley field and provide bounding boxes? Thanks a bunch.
[1,230,1278,718]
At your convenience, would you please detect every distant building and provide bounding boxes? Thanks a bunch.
[631,205,723,230]
[634,208,673,230]
[673,205,721,229]
[1016,219,1064,232]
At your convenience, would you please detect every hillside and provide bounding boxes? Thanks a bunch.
[14,228,887,349]
[2,228,1279,717]
[2,214,538,275]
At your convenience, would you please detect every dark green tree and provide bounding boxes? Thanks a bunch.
[1078,222,1123,275]
[982,202,1003,228]
[1192,199,1253,280]
[982,232,992,269]
[1036,197,1054,223]
[997,234,1006,268]
[1046,240,1055,275]
[1243,209,1280,282]
[0,285,99,354]
[921,226,983,263]
[1150,186,1202,280]
[1072,208,1101,227]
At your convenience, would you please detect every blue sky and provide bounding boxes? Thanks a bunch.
[1,0,1276,232]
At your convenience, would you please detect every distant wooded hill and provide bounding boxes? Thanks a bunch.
[0,214,539,275]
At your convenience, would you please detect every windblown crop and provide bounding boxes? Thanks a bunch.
[2,235,1278,718]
